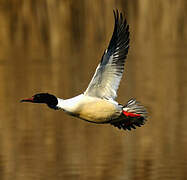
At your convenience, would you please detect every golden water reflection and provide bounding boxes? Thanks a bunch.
[0,1,187,180]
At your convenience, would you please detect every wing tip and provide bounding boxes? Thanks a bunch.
[112,9,130,41]
[113,9,127,24]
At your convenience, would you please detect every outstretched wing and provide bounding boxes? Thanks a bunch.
[84,10,130,100]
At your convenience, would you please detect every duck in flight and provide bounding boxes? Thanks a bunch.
[21,10,147,131]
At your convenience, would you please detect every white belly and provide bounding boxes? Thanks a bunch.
[57,94,121,123]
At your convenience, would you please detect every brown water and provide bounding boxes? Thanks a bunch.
[0,1,187,180]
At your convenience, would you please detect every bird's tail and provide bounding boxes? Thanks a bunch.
[123,98,147,119]
[111,99,148,130]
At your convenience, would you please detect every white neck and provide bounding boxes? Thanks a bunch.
[56,94,84,112]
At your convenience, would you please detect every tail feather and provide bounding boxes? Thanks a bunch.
[123,98,148,119]
[111,99,148,131]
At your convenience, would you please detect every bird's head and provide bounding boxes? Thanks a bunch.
[20,93,58,109]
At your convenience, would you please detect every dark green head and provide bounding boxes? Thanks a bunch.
[21,93,58,110]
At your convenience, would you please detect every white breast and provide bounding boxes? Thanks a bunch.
[57,94,121,123]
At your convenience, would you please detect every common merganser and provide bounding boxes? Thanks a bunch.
[21,10,147,131]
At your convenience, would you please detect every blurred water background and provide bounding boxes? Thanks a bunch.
[0,0,187,180]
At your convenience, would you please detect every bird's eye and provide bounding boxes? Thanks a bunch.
[35,94,40,98]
